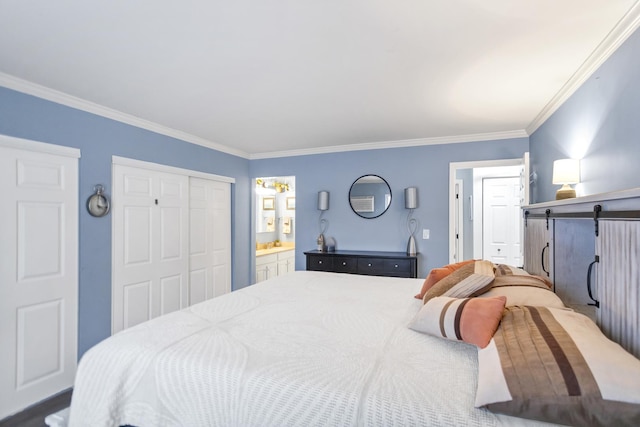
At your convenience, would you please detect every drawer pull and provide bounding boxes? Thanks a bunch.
[318,260,323,264]
[394,264,399,268]
[368,263,372,267]
[342,262,347,266]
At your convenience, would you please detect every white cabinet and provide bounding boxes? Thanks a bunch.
[256,249,295,283]
[277,250,295,275]
[256,253,278,282]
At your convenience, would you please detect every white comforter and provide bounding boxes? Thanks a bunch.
[69,271,555,426]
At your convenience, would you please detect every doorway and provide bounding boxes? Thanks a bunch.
[254,176,296,283]
[448,154,529,265]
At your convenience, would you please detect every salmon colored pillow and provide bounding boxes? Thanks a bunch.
[414,259,476,299]
[408,295,507,348]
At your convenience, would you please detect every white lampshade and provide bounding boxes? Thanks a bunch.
[317,191,330,211]
[552,159,580,185]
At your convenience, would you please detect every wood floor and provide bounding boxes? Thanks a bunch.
[0,390,72,427]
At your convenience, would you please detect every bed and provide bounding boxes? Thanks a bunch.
[68,269,640,426]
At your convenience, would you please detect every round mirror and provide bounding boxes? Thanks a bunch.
[349,174,392,219]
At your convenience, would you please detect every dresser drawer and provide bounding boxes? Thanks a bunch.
[383,259,413,277]
[357,258,385,275]
[307,255,334,272]
[334,257,358,274]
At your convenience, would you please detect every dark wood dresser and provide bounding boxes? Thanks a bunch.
[304,250,417,278]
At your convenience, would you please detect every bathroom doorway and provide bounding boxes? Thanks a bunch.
[254,176,296,283]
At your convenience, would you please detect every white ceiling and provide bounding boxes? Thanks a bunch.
[1,1,639,159]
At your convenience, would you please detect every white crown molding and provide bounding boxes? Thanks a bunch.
[526,2,640,134]
[1,71,527,160]
[249,130,529,159]
[0,73,250,159]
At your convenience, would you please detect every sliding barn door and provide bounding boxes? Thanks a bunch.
[596,220,640,359]
[0,138,79,419]
[189,177,231,305]
[112,165,189,334]
[523,218,550,278]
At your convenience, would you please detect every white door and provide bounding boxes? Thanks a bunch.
[189,177,231,305]
[112,165,189,334]
[482,176,522,265]
[0,139,79,419]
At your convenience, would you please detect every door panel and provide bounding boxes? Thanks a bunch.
[189,178,231,302]
[483,177,522,265]
[113,165,188,333]
[0,142,78,419]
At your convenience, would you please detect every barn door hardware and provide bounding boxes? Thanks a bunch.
[545,209,551,230]
[593,204,602,237]
[586,255,600,308]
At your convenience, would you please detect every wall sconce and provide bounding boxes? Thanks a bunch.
[317,191,330,251]
[552,159,580,200]
[405,187,418,256]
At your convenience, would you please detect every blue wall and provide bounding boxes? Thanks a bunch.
[250,138,528,279]
[530,27,640,202]
[7,25,637,358]
[0,87,252,358]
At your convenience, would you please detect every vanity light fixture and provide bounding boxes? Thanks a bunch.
[552,159,580,200]
[317,191,330,251]
[405,187,418,256]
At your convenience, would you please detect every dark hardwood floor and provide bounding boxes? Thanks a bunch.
[0,389,72,427]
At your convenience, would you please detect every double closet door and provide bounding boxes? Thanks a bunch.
[112,160,231,334]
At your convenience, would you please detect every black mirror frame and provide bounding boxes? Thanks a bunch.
[348,174,392,219]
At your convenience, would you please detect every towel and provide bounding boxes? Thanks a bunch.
[266,216,275,232]
[282,217,291,234]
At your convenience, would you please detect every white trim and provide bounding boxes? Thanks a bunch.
[111,155,235,183]
[527,2,640,134]
[0,133,80,158]
[0,73,249,159]
[449,158,523,264]
[250,130,528,159]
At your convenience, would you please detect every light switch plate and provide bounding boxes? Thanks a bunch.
[422,229,430,239]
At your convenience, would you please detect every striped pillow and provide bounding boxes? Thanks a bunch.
[423,260,495,304]
[476,306,640,426]
[408,295,506,348]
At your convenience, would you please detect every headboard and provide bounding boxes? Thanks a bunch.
[523,187,640,359]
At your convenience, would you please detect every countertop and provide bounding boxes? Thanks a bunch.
[256,245,295,257]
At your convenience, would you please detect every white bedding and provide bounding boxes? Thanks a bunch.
[69,271,558,426]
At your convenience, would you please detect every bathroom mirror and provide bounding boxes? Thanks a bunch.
[349,174,392,219]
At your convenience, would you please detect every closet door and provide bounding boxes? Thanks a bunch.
[112,165,189,333]
[596,220,640,359]
[0,140,78,419]
[189,178,231,305]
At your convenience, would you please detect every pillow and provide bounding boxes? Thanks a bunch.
[423,260,495,304]
[408,296,506,348]
[476,306,640,426]
[494,264,552,288]
[414,259,476,299]
[479,285,566,309]
[493,263,531,277]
